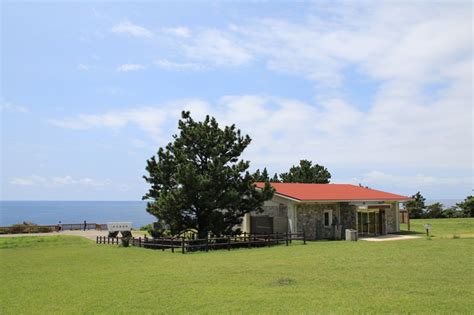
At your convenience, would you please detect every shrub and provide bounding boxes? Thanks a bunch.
[147,221,171,238]
[121,236,131,247]
[139,224,152,231]
[37,226,53,233]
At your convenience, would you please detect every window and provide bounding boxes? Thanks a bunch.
[324,210,332,227]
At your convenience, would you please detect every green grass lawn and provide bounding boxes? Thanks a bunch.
[400,217,474,238]
[1,219,473,314]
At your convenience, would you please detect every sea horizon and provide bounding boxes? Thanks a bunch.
[0,200,154,228]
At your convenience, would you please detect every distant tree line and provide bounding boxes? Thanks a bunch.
[252,159,331,184]
[405,192,473,219]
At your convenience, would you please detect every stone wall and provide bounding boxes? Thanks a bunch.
[385,205,397,233]
[296,203,338,240]
[250,203,289,233]
[339,202,357,238]
[252,203,288,217]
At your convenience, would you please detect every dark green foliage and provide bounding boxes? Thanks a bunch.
[143,111,274,238]
[424,202,444,218]
[139,224,152,231]
[121,236,131,247]
[252,167,270,182]
[280,159,331,183]
[456,196,474,217]
[271,173,280,182]
[405,192,426,219]
[148,221,170,238]
[441,206,464,218]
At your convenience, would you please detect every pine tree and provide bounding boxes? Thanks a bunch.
[143,111,274,238]
[252,167,270,182]
[280,159,331,183]
[405,192,426,219]
[456,196,474,217]
[271,173,280,182]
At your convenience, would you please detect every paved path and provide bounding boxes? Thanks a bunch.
[359,234,421,241]
[0,230,110,241]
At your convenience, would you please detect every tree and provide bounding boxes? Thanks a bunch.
[252,167,270,182]
[271,173,280,183]
[279,159,331,183]
[424,202,444,218]
[456,196,474,217]
[442,206,463,218]
[405,192,426,219]
[143,111,274,238]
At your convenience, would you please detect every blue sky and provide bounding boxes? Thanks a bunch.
[1,1,472,200]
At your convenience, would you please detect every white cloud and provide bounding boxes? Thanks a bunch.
[184,29,253,66]
[48,90,471,172]
[161,26,191,38]
[0,101,29,113]
[336,171,473,198]
[154,59,204,71]
[77,63,90,71]
[348,171,472,189]
[111,20,153,38]
[116,63,146,72]
[10,175,111,188]
[49,99,210,142]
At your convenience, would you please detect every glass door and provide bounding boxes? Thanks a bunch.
[357,209,380,236]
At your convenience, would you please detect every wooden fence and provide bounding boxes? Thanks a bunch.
[96,232,306,254]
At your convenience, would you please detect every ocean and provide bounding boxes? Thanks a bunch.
[0,201,155,228]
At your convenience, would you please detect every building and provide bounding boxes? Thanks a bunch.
[241,183,411,240]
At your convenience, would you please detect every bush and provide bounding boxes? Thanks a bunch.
[37,226,54,233]
[139,224,152,231]
[121,236,131,247]
[147,221,171,238]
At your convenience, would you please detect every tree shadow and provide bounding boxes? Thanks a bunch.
[398,230,425,235]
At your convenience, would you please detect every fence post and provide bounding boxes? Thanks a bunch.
[161,238,165,252]
[171,238,175,253]
[107,237,110,244]
[266,234,270,247]
[205,237,209,252]
[276,232,279,245]
[303,230,306,245]
[248,233,251,248]
[96,236,98,244]
[181,237,185,254]
[227,236,231,251]
[285,233,289,246]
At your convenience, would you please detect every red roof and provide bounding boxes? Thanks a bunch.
[255,182,411,202]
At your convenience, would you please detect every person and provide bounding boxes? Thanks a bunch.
[83,220,87,231]
[57,221,62,232]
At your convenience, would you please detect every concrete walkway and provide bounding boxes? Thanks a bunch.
[359,234,421,242]
[0,230,110,241]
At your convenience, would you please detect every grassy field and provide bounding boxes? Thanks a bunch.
[400,217,474,238]
[1,219,473,314]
